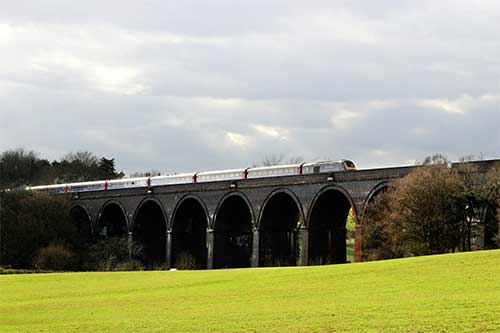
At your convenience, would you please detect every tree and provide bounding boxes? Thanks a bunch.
[129,170,162,178]
[256,154,304,167]
[421,153,449,166]
[98,157,124,179]
[0,148,40,189]
[362,157,500,261]
[1,191,78,268]
[361,189,399,261]
[52,151,124,183]
[63,151,99,167]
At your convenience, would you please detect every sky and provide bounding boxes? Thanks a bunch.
[0,0,499,175]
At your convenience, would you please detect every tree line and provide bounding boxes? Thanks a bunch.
[0,148,124,190]
[361,155,500,261]
[0,148,128,271]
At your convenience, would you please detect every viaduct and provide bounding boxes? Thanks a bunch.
[69,160,499,269]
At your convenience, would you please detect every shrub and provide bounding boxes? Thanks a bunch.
[1,191,77,268]
[85,237,144,271]
[175,252,198,270]
[33,243,77,271]
[114,260,144,271]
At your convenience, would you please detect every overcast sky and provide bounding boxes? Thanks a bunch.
[0,1,499,174]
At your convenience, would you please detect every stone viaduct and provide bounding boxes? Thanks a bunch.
[69,160,498,269]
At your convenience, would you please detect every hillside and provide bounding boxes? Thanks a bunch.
[1,250,499,332]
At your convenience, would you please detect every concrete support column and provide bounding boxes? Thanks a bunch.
[354,224,362,263]
[166,230,172,269]
[127,231,133,259]
[251,227,260,267]
[299,228,309,266]
[207,229,215,269]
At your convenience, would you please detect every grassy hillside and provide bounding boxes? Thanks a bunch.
[1,250,499,332]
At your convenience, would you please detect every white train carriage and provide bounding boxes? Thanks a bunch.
[26,184,68,194]
[107,177,149,190]
[150,173,196,187]
[246,164,300,179]
[196,168,247,183]
[67,180,107,193]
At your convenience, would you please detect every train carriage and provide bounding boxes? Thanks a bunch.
[150,173,196,186]
[246,164,300,179]
[67,180,107,193]
[197,169,247,183]
[107,177,149,190]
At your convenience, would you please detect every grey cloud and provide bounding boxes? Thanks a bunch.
[0,1,498,175]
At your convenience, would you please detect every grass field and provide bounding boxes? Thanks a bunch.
[1,250,499,332]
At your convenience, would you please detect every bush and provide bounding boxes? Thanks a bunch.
[175,252,198,270]
[1,191,78,268]
[85,237,144,271]
[33,243,77,271]
[114,260,144,271]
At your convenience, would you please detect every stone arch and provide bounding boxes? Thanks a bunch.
[258,188,305,228]
[170,195,209,269]
[307,185,357,265]
[360,181,390,224]
[258,188,304,267]
[96,200,129,239]
[170,195,210,230]
[69,204,93,245]
[133,197,169,230]
[213,192,255,269]
[133,198,169,268]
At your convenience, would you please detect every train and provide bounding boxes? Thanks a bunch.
[26,159,356,194]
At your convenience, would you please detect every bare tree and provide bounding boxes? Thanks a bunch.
[421,153,449,165]
[62,151,99,168]
[0,148,40,188]
[129,170,162,178]
[256,154,304,167]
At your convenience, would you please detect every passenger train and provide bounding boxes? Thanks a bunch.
[27,160,356,194]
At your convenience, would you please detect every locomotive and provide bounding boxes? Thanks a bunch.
[27,159,356,194]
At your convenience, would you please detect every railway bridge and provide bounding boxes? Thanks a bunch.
[69,160,497,269]
[70,165,414,269]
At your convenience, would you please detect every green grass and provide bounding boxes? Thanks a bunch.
[1,250,499,332]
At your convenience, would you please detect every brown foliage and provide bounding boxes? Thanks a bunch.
[362,161,500,261]
[33,243,77,271]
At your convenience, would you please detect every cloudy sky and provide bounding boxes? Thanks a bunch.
[0,1,499,174]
